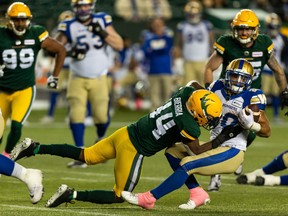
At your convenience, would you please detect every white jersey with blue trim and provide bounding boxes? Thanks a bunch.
[177,20,213,61]
[58,12,112,78]
[209,80,267,151]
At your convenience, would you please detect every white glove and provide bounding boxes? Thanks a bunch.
[238,107,261,132]
[0,65,5,77]
[47,75,59,89]
[238,107,254,130]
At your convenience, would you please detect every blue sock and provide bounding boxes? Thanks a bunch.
[0,154,15,176]
[86,101,92,117]
[263,151,288,174]
[70,123,85,147]
[280,175,288,185]
[151,167,188,200]
[272,96,280,117]
[165,153,199,189]
[48,92,59,117]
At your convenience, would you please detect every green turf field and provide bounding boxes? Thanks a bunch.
[1,107,288,216]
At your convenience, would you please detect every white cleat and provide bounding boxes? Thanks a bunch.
[255,175,281,186]
[24,169,44,204]
[179,198,210,210]
[121,191,139,205]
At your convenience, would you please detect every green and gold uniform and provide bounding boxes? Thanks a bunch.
[0,25,49,152]
[214,34,274,89]
[84,86,201,197]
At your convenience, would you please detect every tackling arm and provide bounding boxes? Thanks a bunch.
[182,125,243,155]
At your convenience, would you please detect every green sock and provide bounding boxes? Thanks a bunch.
[37,144,81,160]
[5,121,22,153]
[76,190,124,204]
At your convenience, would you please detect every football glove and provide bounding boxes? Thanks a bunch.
[211,124,243,148]
[47,75,59,89]
[281,88,288,110]
[88,22,108,39]
[67,47,87,61]
[0,65,5,77]
[238,108,254,130]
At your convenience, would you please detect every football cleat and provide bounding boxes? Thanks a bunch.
[255,175,281,186]
[179,187,210,210]
[121,191,156,210]
[10,138,39,161]
[208,174,221,192]
[67,160,88,168]
[46,184,74,208]
[236,169,265,184]
[24,169,44,204]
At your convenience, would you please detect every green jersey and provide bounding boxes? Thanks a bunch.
[127,86,201,156]
[0,25,48,92]
[214,34,274,89]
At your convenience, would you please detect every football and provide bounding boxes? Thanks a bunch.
[245,104,260,122]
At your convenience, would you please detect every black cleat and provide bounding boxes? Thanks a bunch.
[10,138,39,161]
[236,175,248,184]
[255,176,265,186]
[46,184,74,208]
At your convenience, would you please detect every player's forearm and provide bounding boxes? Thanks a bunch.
[256,113,271,137]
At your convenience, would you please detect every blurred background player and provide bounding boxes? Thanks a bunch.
[41,10,74,124]
[261,13,288,123]
[175,0,214,86]
[141,17,174,111]
[54,0,123,168]
[0,2,66,157]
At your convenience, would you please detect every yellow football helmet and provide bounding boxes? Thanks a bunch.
[265,13,281,38]
[231,9,260,44]
[186,89,222,130]
[225,58,254,94]
[6,2,32,36]
[71,0,96,22]
[184,0,202,24]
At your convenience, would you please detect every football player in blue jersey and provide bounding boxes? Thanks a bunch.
[54,0,123,168]
[121,58,271,210]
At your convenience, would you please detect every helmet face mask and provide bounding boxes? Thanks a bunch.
[71,0,96,22]
[184,0,202,24]
[225,58,254,94]
[231,9,259,45]
[6,2,32,36]
[186,89,222,130]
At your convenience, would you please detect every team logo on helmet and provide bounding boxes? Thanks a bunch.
[186,89,222,130]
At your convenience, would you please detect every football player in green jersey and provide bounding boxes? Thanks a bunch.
[0,2,66,156]
[10,87,239,207]
[203,9,288,107]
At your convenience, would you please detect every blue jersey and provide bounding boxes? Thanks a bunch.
[141,28,174,75]
[209,80,267,151]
